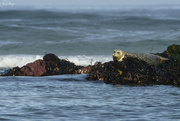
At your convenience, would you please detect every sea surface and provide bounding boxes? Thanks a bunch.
[0,6,180,120]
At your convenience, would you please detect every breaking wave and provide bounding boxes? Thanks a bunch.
[0,55,112,68]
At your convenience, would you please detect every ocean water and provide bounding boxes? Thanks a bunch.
[0,6,180,67]
[0,76,180,121]
[0,6,180,120]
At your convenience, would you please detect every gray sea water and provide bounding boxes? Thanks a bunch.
[0,6,180,120]
[0,75,180,121]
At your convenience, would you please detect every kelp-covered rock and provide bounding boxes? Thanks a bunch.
[87,62,104,81]
[1,44,180,87]
[87,44,180,87]
[43,53,60,63]
[167,44,180,56]
[103,58,152,85]
[153,58,180,86]
[88,58,154,85]
[167,44,180,66]
[74,65,93,74]
[44,55,82,75]
[1,53,83,76]
[156,44,180,66]
[88,57,180,86]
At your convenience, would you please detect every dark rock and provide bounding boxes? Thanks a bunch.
[2,60,47,76]
[43,53,60,63]
[20,59,47,76]
[99,58,153,85]
[1,53,83,76]
[167,44,180,66]
[87,56,180,87]
[153,58,180,86]
[43,53,82,75]
[87,62,104,81]
[74,65,93,74]
[1,45,180,87]
[167,44,180,55]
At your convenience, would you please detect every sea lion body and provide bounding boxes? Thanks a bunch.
[113,50,168,65]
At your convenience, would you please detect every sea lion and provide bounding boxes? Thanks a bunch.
[113,50,168,65]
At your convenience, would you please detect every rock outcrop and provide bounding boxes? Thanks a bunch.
[1,44,180,87]
[87,44,180,87]
[2,53,83,76]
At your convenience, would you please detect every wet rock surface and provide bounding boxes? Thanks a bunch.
[1,44,180,87]
[88,57,180,87]
[2,53,83,76]
[87,44,180,87]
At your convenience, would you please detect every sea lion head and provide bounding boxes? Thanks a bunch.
[112,50,125,62]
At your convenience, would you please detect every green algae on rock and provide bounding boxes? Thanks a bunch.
[167,44,180,66]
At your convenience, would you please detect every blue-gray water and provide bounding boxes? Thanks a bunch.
[0,7,180,67]
[0,75,180,121]
[0,6,180,120]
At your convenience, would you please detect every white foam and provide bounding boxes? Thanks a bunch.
[0,55,43,68]
[60,55,112,66]
[0,55,112,68]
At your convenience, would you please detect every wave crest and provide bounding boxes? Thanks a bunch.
[0,55,112,68]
